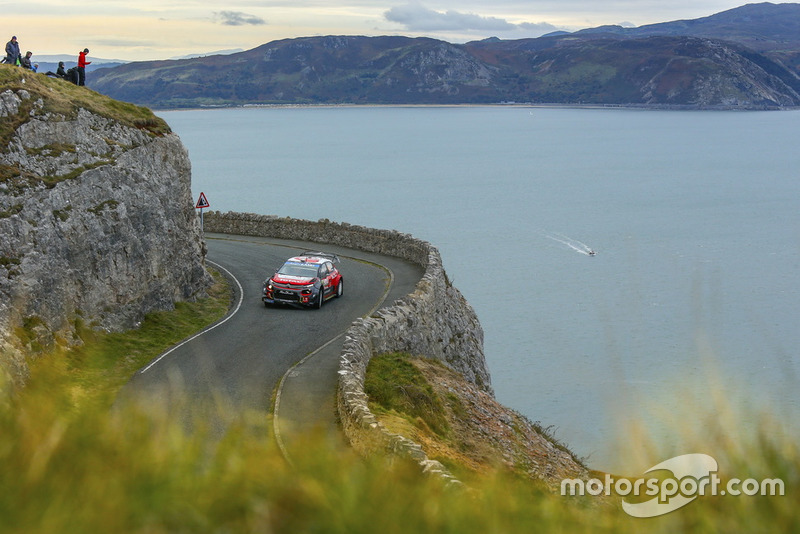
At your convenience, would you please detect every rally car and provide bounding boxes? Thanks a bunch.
[262,252,343,308]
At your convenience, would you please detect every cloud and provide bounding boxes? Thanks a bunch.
[213,11,266,26]
[384,3,559,35]
[517,22,562,34]
[385,4,514,31]
[91,38,159,49]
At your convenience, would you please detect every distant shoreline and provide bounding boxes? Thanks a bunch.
[156,102,800,113]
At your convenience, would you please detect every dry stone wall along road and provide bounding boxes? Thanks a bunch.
[118,234,423,436]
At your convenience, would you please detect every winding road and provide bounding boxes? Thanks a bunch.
[120,233,423,445]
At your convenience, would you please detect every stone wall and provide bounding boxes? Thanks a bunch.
[204,211,492,474]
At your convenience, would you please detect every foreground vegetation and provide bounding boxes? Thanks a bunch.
[0,269,796,532]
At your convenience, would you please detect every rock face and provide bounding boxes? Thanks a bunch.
[0,87,211,385]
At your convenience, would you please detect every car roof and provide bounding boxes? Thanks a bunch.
[286,255,327,264]
[285,252,339,265]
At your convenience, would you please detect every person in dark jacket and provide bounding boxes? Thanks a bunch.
[46,61,68,79]
[65,67,80,85]
[19,51,34,70]
[4,36,21,65]
[77,48,91,86]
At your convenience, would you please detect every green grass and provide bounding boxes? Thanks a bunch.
[1,381,794,534]
[0,274,797,532]
[364,352,451,437]
[22,267,232,413]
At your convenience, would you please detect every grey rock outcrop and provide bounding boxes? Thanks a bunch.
[0,88,211,385]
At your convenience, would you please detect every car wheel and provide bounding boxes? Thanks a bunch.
[336,279,344,298]
[316,289,324,309]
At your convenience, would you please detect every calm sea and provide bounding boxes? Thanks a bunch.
[158,106,800,471]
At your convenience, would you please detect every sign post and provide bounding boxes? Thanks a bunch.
[195,192,210,232]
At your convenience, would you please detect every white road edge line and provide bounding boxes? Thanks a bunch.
[139,259,244,374]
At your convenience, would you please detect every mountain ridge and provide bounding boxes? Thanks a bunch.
[89,3,800,109]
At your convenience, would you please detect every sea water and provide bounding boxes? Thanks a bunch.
[159,106,800,471]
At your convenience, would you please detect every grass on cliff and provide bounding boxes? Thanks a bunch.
[0,64,169,151]
[365,352,588,488]
[0,270,797,532]
[24,267,232,413]
[364,352,452,437]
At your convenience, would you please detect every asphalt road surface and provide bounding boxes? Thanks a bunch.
[119,233,423,438]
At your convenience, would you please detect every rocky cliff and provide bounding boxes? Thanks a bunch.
[0,67,211,386]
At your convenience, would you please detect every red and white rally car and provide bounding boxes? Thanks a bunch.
[262,252,343,308]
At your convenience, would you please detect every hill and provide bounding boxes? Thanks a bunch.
[575,2,800,50]
[572,2,800,82]
[88,3,800,109]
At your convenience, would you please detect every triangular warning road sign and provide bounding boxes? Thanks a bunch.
[195,192,210,209]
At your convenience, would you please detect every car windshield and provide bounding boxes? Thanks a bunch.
[277,262,319,278]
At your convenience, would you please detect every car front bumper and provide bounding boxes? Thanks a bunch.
[263,286,319,306]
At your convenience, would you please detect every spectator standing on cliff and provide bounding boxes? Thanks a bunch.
[77,48,91,86]
[4,36,21,65]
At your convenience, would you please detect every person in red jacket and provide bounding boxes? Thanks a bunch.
[77,48,91,86]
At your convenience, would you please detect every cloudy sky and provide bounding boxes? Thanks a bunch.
[5,1,755,61]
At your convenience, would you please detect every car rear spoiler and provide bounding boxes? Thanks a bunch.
[301,251,340,263]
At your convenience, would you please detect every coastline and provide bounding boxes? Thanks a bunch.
[155,102,800,113]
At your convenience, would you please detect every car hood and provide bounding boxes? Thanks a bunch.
[271,274,316,285]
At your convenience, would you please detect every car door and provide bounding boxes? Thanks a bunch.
[319,262,333,297]
[329,263,340,290]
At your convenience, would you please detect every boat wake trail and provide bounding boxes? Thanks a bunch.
[545,233,596,256]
